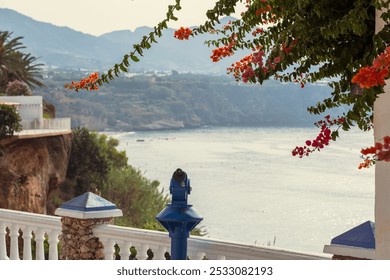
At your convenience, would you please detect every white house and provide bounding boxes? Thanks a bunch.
[0,96,43,121]
[0,95,70,135]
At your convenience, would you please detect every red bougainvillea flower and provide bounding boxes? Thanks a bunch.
[64,72,99,91]
[373,46,390,68]
[359,136,390,169]
[358,159,374,169]
[174,27,192,40]
[352,66,388,88]
[252,28,264,37]
[227,54,254,81]
[292,115,345,158]
[210,44,235,62]
[224,38,298,84]
[352,46,390,88]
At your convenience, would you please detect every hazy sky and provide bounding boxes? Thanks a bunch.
[0,0,245,36]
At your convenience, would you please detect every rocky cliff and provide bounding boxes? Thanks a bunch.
[0,133,72,214]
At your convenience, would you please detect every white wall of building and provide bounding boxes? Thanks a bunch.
[0,96,43,120]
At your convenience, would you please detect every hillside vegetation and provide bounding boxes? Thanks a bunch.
[37,71,338,131]
[57,128,169,231]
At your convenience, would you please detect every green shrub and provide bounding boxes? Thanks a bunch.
[0,104,21,138]
[102,167,168,230]
[63,127,204,235]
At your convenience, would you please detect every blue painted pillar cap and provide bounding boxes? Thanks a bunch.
[55,192,123,219]
[331,221,375,249]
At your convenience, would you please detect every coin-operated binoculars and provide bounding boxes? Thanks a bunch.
[156,168,203,260]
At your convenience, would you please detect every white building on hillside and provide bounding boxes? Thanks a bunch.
[0,95,70,136]
[0,96,43,120]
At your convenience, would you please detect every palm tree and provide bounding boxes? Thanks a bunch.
[0,31,45,92]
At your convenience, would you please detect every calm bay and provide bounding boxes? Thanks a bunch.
[114,126,374,255]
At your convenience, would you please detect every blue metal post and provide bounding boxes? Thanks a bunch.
[156,168,203,260]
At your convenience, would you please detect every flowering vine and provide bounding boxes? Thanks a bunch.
[64,0,183,91]
[352,46,390,89]
[210,37,236,62]
[64,0,390,169]
[292,115,344,158]
[359,136,390,169]
[351,46,390,168]
[64,72,99,92]
[171,0,384,164]
[174,27,192,40]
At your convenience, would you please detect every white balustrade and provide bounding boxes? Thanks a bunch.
[21,226,32,260]
[94,224,329,260]
[0,208,61,260]
[0,208,330,260]
[0,222,8,260]
[94,224,171,260]
[9,224,20,260]
[16,118,71,136]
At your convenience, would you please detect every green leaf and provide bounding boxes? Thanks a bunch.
[130,54,140,62]
[134,45,143,56]
[150,33,158,43]
[119,64,128,72]
[162,21,168,29]
[108,69,114,80]
[141,40,152,49]
[101,74,110,84]
[123,55,130,67]
[175,0,181,10]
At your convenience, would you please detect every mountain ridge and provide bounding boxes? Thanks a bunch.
[0,8,239,73]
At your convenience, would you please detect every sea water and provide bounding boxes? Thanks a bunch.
[113,126,374,255]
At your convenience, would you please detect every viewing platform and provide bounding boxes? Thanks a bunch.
[15,118,71,138]
[0,207,329,260]
[0,96,71,139]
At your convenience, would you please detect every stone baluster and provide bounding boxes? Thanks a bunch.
[154,246,167,260]
[189,251,206,260]
[101,238,116,260]
[147,245,157,260]
[140,243,150,260]
[0,222,8,260]
[21,226,32,260]
[48,230,60,260]
[130,243,146,260]
[205,253,226,260]
[118,241,132,260]
[9,224,20,260]
[55,192,122,260]
[35,229,46,260]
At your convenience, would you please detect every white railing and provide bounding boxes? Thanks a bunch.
[0,208,329,260]
[94,224,329,260]
[16,118,71,135]
[0,208,61,260]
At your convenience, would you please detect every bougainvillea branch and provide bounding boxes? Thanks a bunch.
[352,46,390,89]
[64,0,390,168]
[185,0,390,165]
[174,27,192,40]
[64,0,183,91]
[292,115,344,158]
[64,72,99,92]
[359,136,390,169]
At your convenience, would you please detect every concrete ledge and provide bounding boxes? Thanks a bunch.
[323,244,375,260]
[55,208,123,219]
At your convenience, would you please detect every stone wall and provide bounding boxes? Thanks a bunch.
[59,217,112,260]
